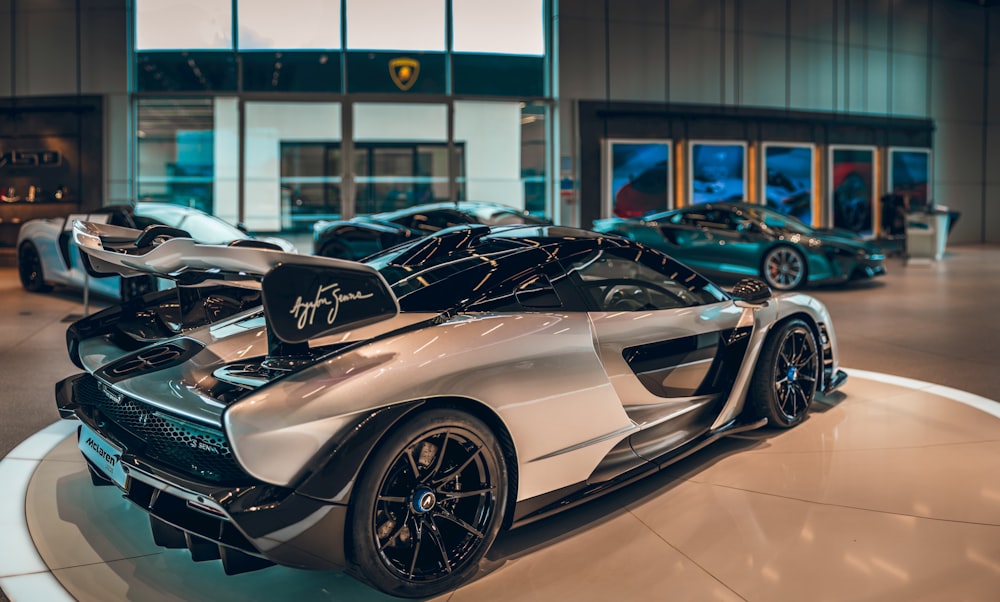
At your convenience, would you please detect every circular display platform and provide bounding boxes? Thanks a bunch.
[3,370,1000,601]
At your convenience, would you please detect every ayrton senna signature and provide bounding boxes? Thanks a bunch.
[56,220,846,597]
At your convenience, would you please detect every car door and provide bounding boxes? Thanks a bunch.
[565,247,752,466]
[687,207,762,276]
[656,210,722,270]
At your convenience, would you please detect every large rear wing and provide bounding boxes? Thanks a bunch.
[73,220,398,344]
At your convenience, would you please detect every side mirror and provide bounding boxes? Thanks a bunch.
[236,222,249,234]
[730,277,772,307]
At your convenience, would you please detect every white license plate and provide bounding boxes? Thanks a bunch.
[79,424,130,490]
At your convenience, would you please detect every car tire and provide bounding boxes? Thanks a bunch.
[349,408,508,598]
[749,318,819,428]
[762,246,806,290]
[120,275,157,302]
[18,241,52,293]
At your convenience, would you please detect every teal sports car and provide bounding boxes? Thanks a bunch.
[593,202,886,290]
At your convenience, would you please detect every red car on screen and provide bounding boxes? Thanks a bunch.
[613,161,668,218]
[832,160,872,232]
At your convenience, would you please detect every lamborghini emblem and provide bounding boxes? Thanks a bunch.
[389,57,420,91]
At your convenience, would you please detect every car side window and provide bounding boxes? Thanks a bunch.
[695,210,735,231]
[671,212,697,226]
[467,272,564,312]
[674,211,722,230]
[720,210,749,231]
[404,210,473,234]
[566,248,727,311]
[131,215,165,230]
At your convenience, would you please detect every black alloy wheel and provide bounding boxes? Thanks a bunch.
[762,246,806,290]
[749,318,819,428]
[18,241,51,292]
[350,409,508,598]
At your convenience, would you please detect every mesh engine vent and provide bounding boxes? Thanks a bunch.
[76,374,245,484]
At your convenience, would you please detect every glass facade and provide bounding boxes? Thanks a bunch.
[354,143,463,215]
[280,143,342,225]
[135,98,215,213]
[131,1,556,236]
[238,0,341,50]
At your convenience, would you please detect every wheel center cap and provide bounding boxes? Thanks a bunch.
[787,366,798,382]
[412,488,436,513]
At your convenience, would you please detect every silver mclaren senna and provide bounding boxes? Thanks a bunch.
[56,219,847,598]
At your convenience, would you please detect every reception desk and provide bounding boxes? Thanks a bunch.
[906,211,950,261]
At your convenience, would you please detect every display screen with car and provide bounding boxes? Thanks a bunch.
[763,144,814,225]
[312,201,548,259]
[690,143,746,205]
[830,148,875,235]
[594,202,886,291]
[57,220,846,598]
[17,202,297,300]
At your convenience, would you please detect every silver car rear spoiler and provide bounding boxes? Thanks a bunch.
[73,220,399,345]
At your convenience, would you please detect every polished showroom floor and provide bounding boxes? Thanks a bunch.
[1,245,999,601]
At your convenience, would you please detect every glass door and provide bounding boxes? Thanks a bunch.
[354,143,463,215]
[280,143,343,229]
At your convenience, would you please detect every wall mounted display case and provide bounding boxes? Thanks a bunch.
[0,96,103,246]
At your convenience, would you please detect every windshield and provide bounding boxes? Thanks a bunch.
[467,206,549,226]
[137,204,247,244]
[744,206,814,234]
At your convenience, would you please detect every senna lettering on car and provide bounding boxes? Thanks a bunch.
[261,263,398,344]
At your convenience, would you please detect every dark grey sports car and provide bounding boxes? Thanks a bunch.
[594,202,886,290]
[312,201,548,259]
[58,219,846,597]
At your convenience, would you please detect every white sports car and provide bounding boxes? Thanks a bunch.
[56,220,846,597]
[17,202,297,300]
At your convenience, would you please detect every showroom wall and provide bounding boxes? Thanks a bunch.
[0,0,131,207]
[3,0,998,241]
[989,11,1000,243]
[559,0,1000,244]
